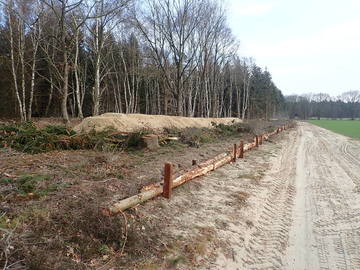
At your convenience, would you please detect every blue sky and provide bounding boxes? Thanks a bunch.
[227,0,360,96]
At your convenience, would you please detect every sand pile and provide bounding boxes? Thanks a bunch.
[74,113,241,133]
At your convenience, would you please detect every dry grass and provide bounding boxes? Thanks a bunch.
[162,226,217,268]
[0,118,290,269]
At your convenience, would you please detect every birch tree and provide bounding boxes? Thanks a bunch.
[87,0,131,116]
[4,0,42,121]
[134,0,210,116]
[39,0,85,123]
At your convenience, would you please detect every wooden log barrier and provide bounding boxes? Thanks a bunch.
[233,144,237,162]
[239,141,244,158]
[107,125,290,214]
[140,152,229,193]
[244,141,256,152]
[163,163,173,199]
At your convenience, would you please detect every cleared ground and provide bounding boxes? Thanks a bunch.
[307,119,360,138]
[136,122,360,269]
[0,119,284,269]
[2,121,359,269]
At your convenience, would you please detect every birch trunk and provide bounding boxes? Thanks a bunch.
[61,50,70,124]
[92,17,102,116]
[8,11,25,121]
[28,22,41,121]
[73,26,84,118]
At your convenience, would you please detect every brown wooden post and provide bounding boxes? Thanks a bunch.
[233,144,237,162]
[255,136,259,147]
[277,128,279,134]
[192,160,197,166]
[163,163,173,199]
[239,141,244,158]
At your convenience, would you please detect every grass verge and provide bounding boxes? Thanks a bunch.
[307,120,360,138]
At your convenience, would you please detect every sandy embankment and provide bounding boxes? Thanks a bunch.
[73,113,241,133]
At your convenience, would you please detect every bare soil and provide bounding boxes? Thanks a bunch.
[6,120,358,269]
[125,122,360,269]
[0,118,286,269]
[285,122,360,269]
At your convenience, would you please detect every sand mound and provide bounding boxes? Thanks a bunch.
[73,113,241,133]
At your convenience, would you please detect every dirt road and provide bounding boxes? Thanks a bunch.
[140,122,360,269]
[285,122,360,270]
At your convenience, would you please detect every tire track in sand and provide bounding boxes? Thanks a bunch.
[141,122,360,270]
[240,127,299,269]
[286,122,360,270]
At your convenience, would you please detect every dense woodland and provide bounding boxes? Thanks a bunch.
[0,0,285,123]
[286,91,360,120]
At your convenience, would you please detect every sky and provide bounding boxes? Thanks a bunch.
[227,0,360,96]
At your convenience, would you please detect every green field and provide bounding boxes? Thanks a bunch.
[307,120,360,138]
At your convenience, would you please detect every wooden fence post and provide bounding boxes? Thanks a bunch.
[255,136,259,147]
[163,163,173,199]
[233,144,237,162]
[239,141,244,158]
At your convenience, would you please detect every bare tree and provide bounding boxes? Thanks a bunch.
[70,10,85,118]
[341,90,360,119]
[87,0,131,116]
[240,58,253,120]
[39,0,85,123]
[133,0,212,116]
[4,0,42,121]
[0,0,287,120]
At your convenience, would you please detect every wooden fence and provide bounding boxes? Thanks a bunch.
[105,124,292,214]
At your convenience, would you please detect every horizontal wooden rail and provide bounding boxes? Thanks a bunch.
[106,124,291,214]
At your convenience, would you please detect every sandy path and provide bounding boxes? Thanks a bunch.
[285,122,360,270]
[139,122,360,269]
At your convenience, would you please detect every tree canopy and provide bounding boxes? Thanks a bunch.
[0,0,285,122]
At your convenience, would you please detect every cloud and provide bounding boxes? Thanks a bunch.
[229,1,276,16]
[246,18,360,58]
[227,0,360,95]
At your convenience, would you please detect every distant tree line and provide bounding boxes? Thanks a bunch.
[0,0,285,123]
[286,91,360,119]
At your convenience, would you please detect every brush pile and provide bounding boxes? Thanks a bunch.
[0,122,148,154]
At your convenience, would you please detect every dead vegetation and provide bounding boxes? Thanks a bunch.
[0,188,164,269]
[0,121,252,155]
[0,119,289,269]
[0,122,153,154]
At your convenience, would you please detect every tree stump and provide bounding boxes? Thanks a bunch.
[142,135,159,150]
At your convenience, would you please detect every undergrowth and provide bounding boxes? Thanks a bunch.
[0,122,148,154]
[164,122,252,148]
[0,196,160,269]
[0,174,62,199]
[0,121,251,153]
